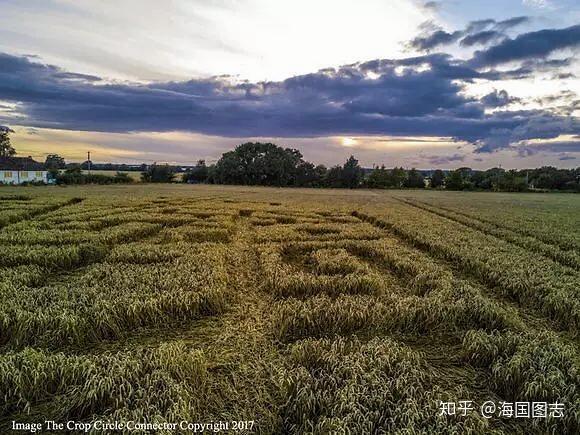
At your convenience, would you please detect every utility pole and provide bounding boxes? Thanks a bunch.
[526,170,529,188]
[87,151,91,176]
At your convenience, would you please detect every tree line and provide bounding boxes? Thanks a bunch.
[178,142,580,192]
[2,129,579,191]
[54,142,580,192]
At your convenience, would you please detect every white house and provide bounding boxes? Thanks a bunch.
[0,157,49,184]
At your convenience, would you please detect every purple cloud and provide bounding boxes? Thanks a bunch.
[0,22,577,156]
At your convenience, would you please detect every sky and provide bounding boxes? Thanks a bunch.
[0,0,579,169]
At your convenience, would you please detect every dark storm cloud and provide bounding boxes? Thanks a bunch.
[515,141,580,157]
[554,72,576,79]
[425,154,465,165]
[465,19,497,34]
[533,91,579,116]
[410,16,530,51]
[534,90,576,105]
[480,58,572,81]
[460,30,503,47]
[409,29,463,51]
[481,90,519,107]
[475,112,580,153]
[0,40,577,154]
[470,24,580,67]
[53,72,102,82]
[402,21,578,154]
[494,16,530,31]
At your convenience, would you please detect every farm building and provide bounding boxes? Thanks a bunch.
[0,156,49,184]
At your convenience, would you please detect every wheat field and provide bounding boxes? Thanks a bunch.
[0,184,578,434]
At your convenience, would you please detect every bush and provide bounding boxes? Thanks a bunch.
[141,164,176,183]
[56,171,133,185]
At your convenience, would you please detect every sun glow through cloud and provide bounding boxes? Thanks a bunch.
[0,0,425,82]
[341,137,357,147]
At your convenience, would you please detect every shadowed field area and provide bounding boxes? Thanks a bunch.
[0,184,578,434]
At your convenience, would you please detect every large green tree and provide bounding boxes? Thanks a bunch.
[324,165,344,188]
[441,167,475,190]
[294,161,327,187]
[183,159,209,183]
[366,165,391,188]
[0,127,16,158]
[141,164,176,183]
[214,142,306,186]
[45,154,66,170]
[404,168,425,188]
[341,155,363,188]
[390,167,407,188]
[430,169,445,188]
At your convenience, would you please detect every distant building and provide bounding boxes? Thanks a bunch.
[0,156,49,184]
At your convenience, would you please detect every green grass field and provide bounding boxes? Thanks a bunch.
[81,170,144,181]
[81,170,188,182]
[0,184,578,433]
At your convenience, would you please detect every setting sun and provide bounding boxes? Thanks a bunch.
[341,137,357,147]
